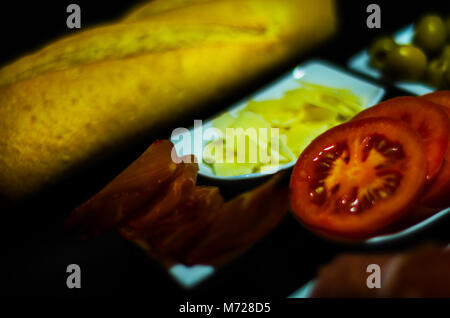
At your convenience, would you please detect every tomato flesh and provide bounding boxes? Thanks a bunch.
[309,135,404,213]
[352,96,449,182]
[420,91,450,207]
[290,118,427,239]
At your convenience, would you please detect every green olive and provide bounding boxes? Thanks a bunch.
[447,16,450,40]
[444,68,450,89]
[369,36,397,70]
[426,59,449,88]
[384,45,428,81]
[413,14,447,53]
[441,44,450,62]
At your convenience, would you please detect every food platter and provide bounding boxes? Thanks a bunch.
[3,1,450,301]
[165,60,450,288]
[169,60,386,288]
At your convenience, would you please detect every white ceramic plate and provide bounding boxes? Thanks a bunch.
[289,279,316,298]
[170,60,385,182]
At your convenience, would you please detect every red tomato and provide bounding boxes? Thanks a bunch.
[420,91,450,207]
[290,118,427,239]
[422,91,450,111]
[352,96,449,182]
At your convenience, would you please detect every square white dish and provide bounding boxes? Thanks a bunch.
[170,59,385,182]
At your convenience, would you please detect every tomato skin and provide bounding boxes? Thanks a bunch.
[290,117,427,239]
[420,155,450,208]
[420,91,450,207]
[422,91,450,111]
[352,96,449,182]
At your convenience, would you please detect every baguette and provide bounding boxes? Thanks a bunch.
[122,0,216,20]
[0,0,336,201]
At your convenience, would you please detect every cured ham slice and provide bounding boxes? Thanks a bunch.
[122,173,288,266]
[66,139,289,266]
[310,244,450,297]
[185,174,289,266]
[65,140,191,237]
[121,186,223,266]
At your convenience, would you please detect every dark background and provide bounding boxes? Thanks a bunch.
[2,0,450,301]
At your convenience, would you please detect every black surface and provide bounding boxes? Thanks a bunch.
[3,0,450,299]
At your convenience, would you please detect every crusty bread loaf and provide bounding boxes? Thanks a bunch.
[0,0,336,201]
[122,0,215,21]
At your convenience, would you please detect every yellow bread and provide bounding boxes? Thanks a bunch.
[122,0,216,20]
[0,0,336,201]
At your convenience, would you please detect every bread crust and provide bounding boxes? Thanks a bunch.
[0,0,336,200]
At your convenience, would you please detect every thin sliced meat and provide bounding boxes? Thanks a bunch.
[310,244,450,298]
[185,173,289,266]
[66,138,289,267]
[122,174,288,267]
[124,156,198,231]
[65,140,191,237]
[121,186,224,265]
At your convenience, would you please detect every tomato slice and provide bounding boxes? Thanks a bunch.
[422,91,450,112]
[290,117,427,239]
[420,91,450,207]
[352,96,449,182]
